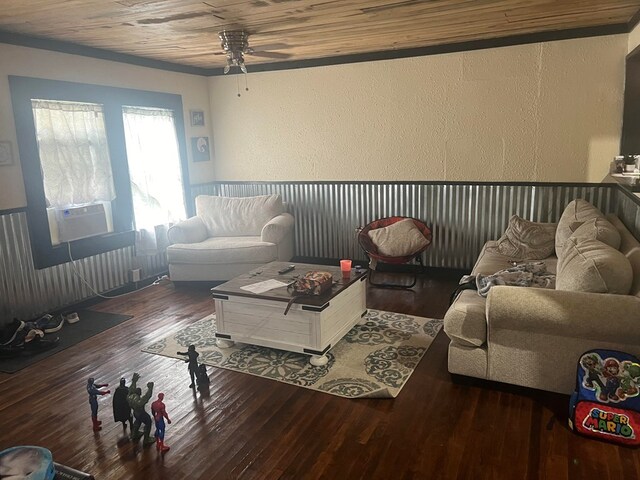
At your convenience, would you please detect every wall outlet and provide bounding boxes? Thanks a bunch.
[131,268,142,282]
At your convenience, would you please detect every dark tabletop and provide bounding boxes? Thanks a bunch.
[211,261,366,307]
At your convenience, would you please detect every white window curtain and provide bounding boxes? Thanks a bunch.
[122,106,186,255]
[31,100,115,207]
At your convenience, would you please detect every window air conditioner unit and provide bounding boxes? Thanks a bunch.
[55,203,109,243]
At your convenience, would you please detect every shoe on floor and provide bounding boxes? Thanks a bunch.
[65,312,80,324]
[0,319,26,347]
[24,328,44,342]
[34,314,65,334]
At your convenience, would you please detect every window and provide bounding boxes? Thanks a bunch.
[31,100,116,244]
[122,106,186,229]
[9,76,191,269]
[123,106,187,254]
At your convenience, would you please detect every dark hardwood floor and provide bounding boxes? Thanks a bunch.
[1,270,639,479]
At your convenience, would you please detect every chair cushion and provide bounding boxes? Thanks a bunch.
[167,236,277,265]
[490,215,556,260]
[367,218,429,257]
[167,216,208,244]
[555,199,604,258]
[569,217,621,250]
[196,194,284,237]
[556,238,633,294]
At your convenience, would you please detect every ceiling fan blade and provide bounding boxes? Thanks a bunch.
[248,51,292,60]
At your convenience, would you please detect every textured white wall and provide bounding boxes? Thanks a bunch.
[209,35,626,183]
[0,43,214,210]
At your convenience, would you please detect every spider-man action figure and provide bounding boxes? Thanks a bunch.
[151,392,172,453]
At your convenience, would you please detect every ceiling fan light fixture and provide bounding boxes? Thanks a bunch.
[219,30,250,74]
[218,29,252,96]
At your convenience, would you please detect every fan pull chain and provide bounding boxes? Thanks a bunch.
[236,74,241,97]
[245,72,249,93]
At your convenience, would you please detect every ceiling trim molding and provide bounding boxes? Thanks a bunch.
[214,23,629,76]
[0,30,210,76]
[0,23,630,78]
[628,8,640,32]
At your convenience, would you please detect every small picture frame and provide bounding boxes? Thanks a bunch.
[191,136,211,162]
[190,110,205,127]
[0,141,13,166]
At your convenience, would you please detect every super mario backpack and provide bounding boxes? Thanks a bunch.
[569,349,640,446]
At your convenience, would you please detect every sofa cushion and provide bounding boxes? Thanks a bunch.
[167,236,278,265]
[556,238,633,294]
[472,241,558,276]
[367,218,429,257]
[569,217,621,250]
[443,290,487,347]
[490,215,556,260]
[555,199,604,258]
[196,194,284,237]
[607,215,640,297]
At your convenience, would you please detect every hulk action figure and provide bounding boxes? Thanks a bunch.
[127,372,155,446]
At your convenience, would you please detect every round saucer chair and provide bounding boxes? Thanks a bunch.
[357,216,432,289]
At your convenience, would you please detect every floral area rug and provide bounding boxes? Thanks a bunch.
[142,309,442,399]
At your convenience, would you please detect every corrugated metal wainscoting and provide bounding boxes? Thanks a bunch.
[2,182,636,320]
[0,211,167,319]
[192,182,620,268]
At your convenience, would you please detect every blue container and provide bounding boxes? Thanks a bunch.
[0,446,55,480]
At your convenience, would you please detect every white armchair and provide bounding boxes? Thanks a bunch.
[167,194,295,282]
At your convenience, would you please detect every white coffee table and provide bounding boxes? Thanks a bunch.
[211,262,367,366]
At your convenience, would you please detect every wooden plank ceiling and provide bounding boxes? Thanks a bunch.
[0,0,639,71]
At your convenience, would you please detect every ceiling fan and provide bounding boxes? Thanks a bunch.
[218,30,291,74]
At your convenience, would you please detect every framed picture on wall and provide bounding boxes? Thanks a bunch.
[190,110,205,127]
[0,141,13,166]
[191,136,211,162]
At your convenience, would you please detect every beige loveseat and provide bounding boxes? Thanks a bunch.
[444,200,640,394]
[166,194,294,282]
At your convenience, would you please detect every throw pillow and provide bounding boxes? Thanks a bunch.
[367,218,429,257]
[556,238,633,294]
[491,215,557,260]
[196,194,284,237]
[569,217,621,250]
[555,199,604,258]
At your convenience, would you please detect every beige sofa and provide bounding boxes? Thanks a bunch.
[444,200,640,394]
[166,194,294,282]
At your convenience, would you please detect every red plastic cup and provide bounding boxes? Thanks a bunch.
[340,259,352,276]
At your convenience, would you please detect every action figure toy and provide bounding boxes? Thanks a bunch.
[151,393,172,453]
[126,372,155,446]
[196,364,210,391]
[112,377,133,431]
[87,378,110,432]
[177,345,199,389]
